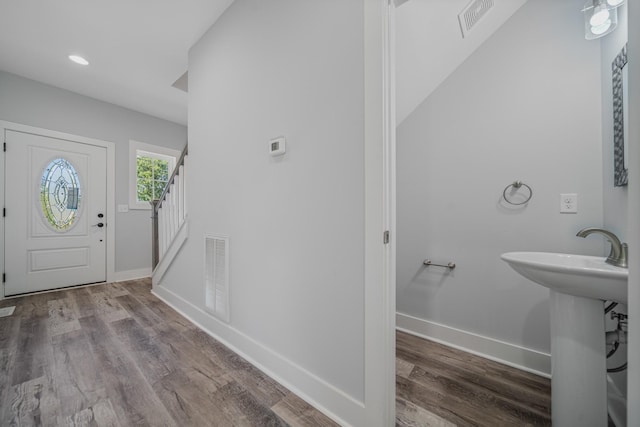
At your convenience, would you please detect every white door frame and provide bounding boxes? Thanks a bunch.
[363,0,396,425]
[627,0,639,424]
[0,121,116,298]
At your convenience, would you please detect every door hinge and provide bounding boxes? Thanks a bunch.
[2,273,5,283]
[2,208,4,217]
[383,230,390,244]
[3,142,5,152]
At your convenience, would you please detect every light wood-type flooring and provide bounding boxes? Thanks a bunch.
[0,278,552,426]
[0,279,336,426]
[396,330,552,426]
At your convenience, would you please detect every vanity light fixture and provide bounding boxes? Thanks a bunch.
[589,2,610,26]
[583,0,624,40]
[68,54,89,66]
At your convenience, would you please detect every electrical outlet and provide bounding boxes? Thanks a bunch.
[560,193,578,213]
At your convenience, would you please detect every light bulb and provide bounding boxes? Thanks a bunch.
[591,19,612,35]
[590,5,610,27]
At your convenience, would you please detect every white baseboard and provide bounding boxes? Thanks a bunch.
[152,284,364,427]
[397,312,551,378]
[113,268,152,282]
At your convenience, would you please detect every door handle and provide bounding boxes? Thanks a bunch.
[93,222,105,228]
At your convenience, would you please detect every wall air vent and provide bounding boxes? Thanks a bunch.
[458,0,495,38]
[204,235,230,323]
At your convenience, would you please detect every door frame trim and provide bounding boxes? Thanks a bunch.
[0,120,116,297]
[363,0,396,424]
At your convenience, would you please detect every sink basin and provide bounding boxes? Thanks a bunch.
[501,252,628,303]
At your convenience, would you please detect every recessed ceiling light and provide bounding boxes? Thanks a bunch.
[68,55,89,66]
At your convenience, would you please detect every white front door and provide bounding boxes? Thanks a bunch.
[4,130,107,296]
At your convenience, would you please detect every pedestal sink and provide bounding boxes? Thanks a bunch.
[501,252,628,427]
[501,252,627,303]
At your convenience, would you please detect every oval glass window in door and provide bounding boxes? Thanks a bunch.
[40,158,82,231]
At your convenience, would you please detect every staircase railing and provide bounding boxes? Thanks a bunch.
[151,144,188,270]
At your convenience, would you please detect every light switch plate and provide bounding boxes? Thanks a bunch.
[118,204,129,213]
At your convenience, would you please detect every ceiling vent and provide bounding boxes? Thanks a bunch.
[458,0,495,38]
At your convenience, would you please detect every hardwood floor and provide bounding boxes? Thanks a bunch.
[0,279,337,427]
[395,331,552,426]
[0,279,552,426]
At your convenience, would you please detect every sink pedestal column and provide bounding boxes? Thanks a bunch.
[550,290,607,427]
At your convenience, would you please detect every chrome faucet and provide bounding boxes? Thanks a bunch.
[576,227,628,268]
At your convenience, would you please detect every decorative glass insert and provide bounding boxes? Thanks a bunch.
[40,158,82,231]
[136,154,170,202]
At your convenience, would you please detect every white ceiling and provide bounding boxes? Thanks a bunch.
[0,0,235,125]
[0,0,526,127]
[396,0,528,124]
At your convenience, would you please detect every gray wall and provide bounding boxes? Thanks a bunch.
[396,0,604,357]
[157,0,366,419]
[0,71,187,274]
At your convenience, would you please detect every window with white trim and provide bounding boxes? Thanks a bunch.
[129,140,181,210]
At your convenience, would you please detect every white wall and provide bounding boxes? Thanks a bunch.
[0,71,186,275]
[395,0,528,124]
[396,0,604,365]
[155,0,369,424]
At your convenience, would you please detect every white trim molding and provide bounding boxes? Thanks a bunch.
[397,312,551,378]
[152,219,189,286]
[152,284,363,427]
[626,2,639,425]
[128,139,181,210]
[364,0,396,425]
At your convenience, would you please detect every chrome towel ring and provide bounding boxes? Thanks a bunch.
[503,181,532,206]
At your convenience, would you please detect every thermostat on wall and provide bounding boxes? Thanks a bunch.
[269,136,286,156]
